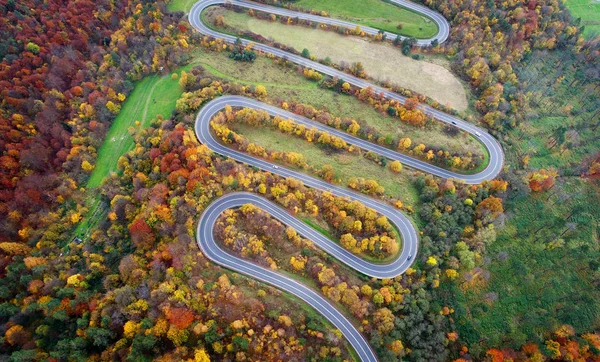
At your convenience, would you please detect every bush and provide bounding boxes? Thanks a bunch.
[229,48,256,62]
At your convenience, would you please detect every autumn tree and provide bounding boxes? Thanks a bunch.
[255,85,267,98]
[389,160,403,173]
[129,218,155,250]
[476,196,504,218]
[373,308,395,334]
[528,168,558,192]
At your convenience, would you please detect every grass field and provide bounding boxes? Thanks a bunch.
[192,50,480,158]
[167,0,196,13]
[205,7,469,110]
[294,0,438,39]
[74,49,481,241]
[167,0,438,38]
[563,0,600,38]
[87,71,187,188]
[74,68,189,239]
[231,122,420,207]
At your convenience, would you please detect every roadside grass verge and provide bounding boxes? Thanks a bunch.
[294,0,438,39]
[302,215,403,265]
[302,217,334,239]
[203,6,469,111]
[457,138,490,176]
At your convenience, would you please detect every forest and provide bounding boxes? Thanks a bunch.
[0,0,599,360]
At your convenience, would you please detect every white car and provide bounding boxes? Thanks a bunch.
[272,165,279,169]
[475,131,482,137]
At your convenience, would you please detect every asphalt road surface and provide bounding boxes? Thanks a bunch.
[189,2,504,361]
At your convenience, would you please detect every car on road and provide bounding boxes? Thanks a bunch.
[407,254,412,260]
[272,165,279,169]
[451,121,457,125]
[475,131,482,137]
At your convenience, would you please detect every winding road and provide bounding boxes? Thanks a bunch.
[189,1,504,361]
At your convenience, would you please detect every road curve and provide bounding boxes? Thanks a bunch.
[190,1,503,361]
[195,96,419,280]
[193,0,449,45]
[189,0,504,183]
[197,193,380,362]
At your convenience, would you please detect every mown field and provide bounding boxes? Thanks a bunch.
[87,71,186,188]
[167,0,196,13]
[73,70,187,238]
[563,0,600,38]
[204,7,470,111]
[294,0,439,39]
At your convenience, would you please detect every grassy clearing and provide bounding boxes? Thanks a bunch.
[230,122,420,207]
[167,0,196,13]
[192,50,481,159]
[294,0,438,39]
[191,50,317,88]
[563,0,600,38]
[74,68,189,239]
[87,70,187,188]
[205,7,469,111]
[76,49,478,239]
[75,48,477,238]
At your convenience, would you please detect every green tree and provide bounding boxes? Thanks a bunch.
[26,42,40,54]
